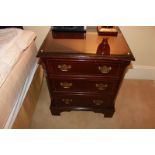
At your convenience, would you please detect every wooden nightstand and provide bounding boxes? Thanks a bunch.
[37,27,135,117]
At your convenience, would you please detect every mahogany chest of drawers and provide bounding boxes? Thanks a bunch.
[37,27,135,117]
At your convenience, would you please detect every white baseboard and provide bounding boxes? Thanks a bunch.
[125,65,155,80]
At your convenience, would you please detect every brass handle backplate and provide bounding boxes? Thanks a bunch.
[93,99,104,106]
[96,83,108,90]
[60,82,72,89]
[98,65,112,74]
[62,98,72,104]
[58,64,72,72]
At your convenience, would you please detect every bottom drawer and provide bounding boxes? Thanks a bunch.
[52,93,114,108]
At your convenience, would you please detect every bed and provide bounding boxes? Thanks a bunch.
[0,27,43,128]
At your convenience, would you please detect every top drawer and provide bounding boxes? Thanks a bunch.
[46,59,121,77]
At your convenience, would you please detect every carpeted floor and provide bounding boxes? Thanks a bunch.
[30,78,155,128]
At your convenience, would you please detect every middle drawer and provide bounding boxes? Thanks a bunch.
[48,77,118,93]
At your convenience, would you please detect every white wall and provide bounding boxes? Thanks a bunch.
[24,26,155,80]
[120,26,155,66]
[120,26,155,80]
[24,26,50,49]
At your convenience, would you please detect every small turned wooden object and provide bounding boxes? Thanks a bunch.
[96,38,110,55]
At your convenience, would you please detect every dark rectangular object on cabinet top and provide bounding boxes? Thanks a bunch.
[52,26,85,32]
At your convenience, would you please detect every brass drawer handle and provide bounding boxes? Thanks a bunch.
[62,98,72,104]
[93,99,104,106]
[98,65,112,74]
[96,83,108,90]
[58,64,72,72]
[60,82,72,89]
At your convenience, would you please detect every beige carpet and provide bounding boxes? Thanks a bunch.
[30,78,155,128]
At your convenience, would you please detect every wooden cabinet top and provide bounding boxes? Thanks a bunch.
[37,27,135,61]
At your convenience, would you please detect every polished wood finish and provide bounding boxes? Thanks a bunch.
[52,31,86,39]
[12,65,44,128]
[48,77,118,93]
[52,92,113,108]
[46,59,121,76]
[37,26,135,117]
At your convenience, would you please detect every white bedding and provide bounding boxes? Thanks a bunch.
[0,28,36,87]
[0,41,38,128]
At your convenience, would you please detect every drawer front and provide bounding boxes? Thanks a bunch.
[46,59,121,77]
[50,78,117,93]
[53,93,113,108]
